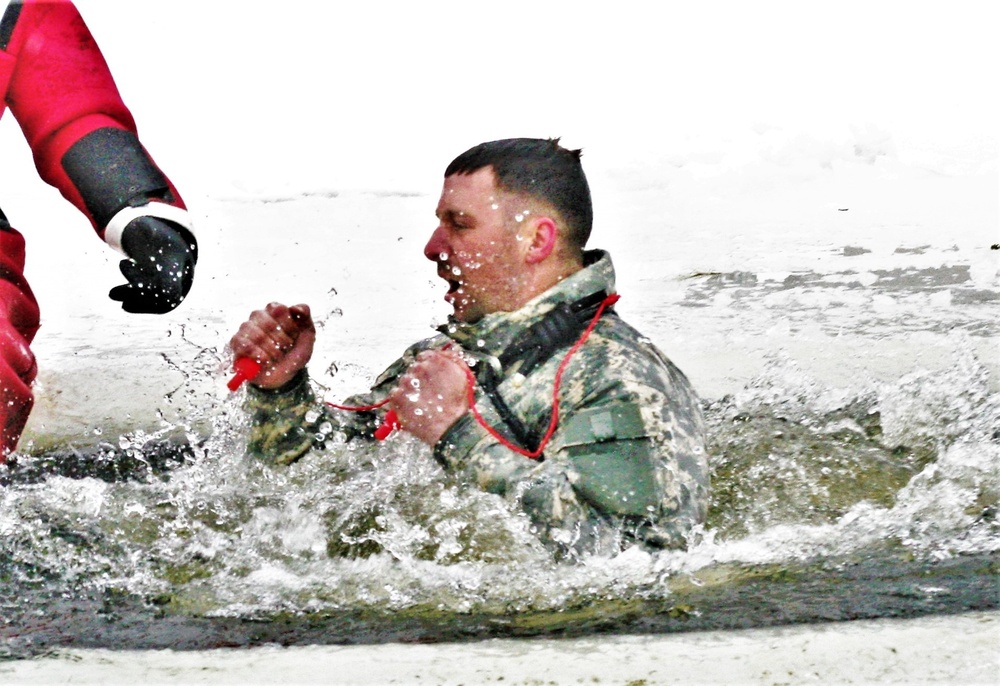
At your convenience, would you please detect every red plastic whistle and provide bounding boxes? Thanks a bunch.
[227,357,262,391]
[374,410,400,440]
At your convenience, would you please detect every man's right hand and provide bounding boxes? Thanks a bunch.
[228,303,315,389]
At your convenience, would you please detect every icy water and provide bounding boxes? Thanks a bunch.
[1,145,998,658]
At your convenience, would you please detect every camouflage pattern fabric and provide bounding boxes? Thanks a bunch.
[245,250,709,558]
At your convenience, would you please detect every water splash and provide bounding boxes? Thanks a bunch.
[1,337,996,645]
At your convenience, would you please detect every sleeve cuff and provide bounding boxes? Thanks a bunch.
[432,413,484,471]
[103,201,195,256]
[244,369,322,466]
[246,368,310,398]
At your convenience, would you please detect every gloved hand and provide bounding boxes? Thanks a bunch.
[109,216,197,314]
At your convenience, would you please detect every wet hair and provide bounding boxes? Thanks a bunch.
[445,138,593,250]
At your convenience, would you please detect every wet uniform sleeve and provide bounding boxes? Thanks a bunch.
[433,381,707,554]
[244,371,380,465]
[242,339,436,465]
[2,1,192,243]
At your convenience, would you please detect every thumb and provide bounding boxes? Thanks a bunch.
[283,317,316,373]
[289,304,313,327]
[286,304,316,367]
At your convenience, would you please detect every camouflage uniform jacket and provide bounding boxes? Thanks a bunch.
[245,250,709,556]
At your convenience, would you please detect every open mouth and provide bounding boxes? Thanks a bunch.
[438,267,462,293]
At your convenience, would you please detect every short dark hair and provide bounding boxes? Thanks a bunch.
[445,138,593,249]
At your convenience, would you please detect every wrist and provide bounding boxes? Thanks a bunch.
[432,412,478,469]
[104,202,195,256]
[248,368,309,395]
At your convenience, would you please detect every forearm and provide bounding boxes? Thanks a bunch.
[244,370,385,465]
[433,416,611,555]
[5,1,187,236]
[245,370,322,465]
[433,414,537,494]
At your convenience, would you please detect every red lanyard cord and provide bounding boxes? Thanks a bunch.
[325,398,396,439]
[322,293,621,457]
[325,399,390,412]
[459,292,619,459]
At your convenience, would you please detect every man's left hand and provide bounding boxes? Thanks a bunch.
[389,348,470,446]
[109,216,197,314]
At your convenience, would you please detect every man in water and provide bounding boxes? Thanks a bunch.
[229,138,707,558]
[0,0,197,461]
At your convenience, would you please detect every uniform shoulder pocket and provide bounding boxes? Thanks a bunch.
[561,403,658,517]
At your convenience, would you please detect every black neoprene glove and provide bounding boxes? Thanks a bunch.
[109,216,197,314]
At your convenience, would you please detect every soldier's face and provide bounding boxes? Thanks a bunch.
[425,167,533,323]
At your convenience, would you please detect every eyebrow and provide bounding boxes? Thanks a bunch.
[436,208,472,224]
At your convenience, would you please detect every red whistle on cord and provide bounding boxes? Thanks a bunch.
[374,410,400,440]
[227,357,262,391]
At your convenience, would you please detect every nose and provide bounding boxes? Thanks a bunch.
[424,225,447,262]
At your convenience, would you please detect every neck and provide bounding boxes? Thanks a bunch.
[519,254,584,305]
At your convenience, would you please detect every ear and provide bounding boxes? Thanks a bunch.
[524,216,557,265]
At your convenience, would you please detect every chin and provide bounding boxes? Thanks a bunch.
[449,305,480,323]
[447,294,475,322]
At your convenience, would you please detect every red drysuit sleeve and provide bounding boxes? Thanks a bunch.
[1,0,186,235]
